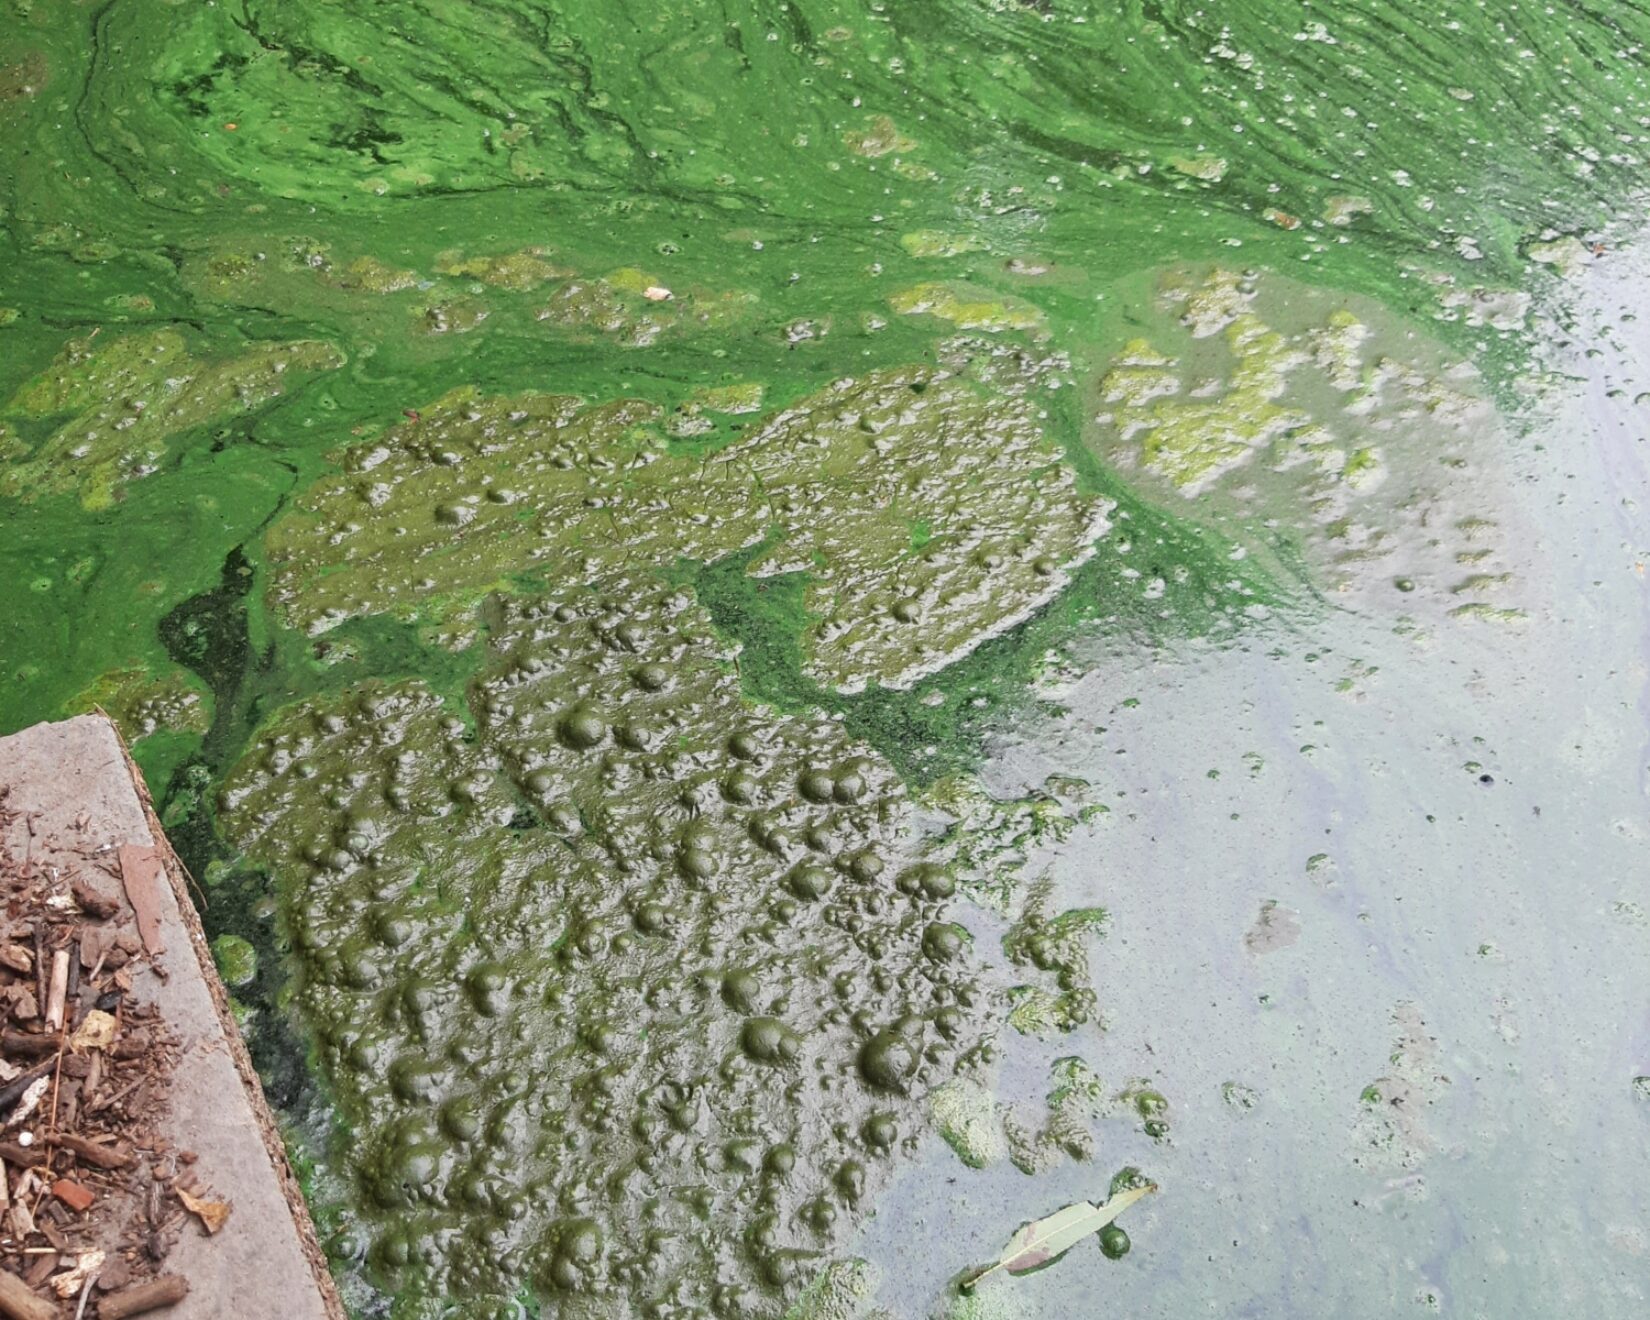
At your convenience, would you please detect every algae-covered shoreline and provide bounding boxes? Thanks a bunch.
[3,2,1649,1317]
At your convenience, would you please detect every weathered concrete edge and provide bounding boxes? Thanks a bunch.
[103,716,348,1320]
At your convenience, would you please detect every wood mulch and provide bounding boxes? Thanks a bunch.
[0,788,228,1320]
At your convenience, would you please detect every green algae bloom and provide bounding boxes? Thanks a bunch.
[888,284,1047,336]
[3,1,1648,1317]
[69,666,210,742]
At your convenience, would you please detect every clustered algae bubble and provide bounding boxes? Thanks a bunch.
[220,573,999,1314]
[267,360,1107,692]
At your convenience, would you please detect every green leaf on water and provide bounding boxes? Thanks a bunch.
[961,1183,1157,1290]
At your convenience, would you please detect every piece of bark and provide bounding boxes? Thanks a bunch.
[0,1267,56,1320]
[99,1274,188,1320]
[0,947,31,977]
[115,848,165,958]
[94,1258,128,1292]
[174,1185,230,1234]
[69,884,119,922]
[52,1135,131,1170]
[0,1061,54,1111]
[0,1032,58,1058]
[79,927,116,974]
[0,1142,46,1170]
[112,1030,148,1061]
[29,929,45,1015]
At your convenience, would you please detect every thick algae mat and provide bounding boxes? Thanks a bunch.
[4,1,1650,1317]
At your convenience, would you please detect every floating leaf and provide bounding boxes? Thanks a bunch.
[962,1184,1156,1290]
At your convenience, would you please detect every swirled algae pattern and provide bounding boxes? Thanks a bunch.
[1,0,1644,1316]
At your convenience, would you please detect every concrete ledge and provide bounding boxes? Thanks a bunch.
[0,715,342,1319]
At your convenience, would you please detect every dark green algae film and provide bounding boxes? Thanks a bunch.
[4,0,1650,1316]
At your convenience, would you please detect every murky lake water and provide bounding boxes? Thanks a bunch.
[2,3,1648,1317]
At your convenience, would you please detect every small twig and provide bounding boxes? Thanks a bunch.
[72,1267,97,1320]
[65,937,80,1006]
[29,928,45,1016]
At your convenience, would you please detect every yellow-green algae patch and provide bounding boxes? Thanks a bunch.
[1167,154,1228,182]
[689,382,766,415]
[842,115,915,159]
[0,329,342,508]
[267,365,1106,691]
[434,247,570,291]
[785,1258,882,1320]
[900,231,988,259]
[1002,884,1107,1036]
[68,666,211,742]
[220,572,990,1313]
[888,283,1047,336]
[1090,268,1520,624]
[328,255,423,294]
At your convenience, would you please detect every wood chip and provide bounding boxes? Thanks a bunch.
[47,1250,101,1300]
[94,1258,129,1292]
[3,1078,47,1129]
[77,926,116,973]
[42,951,69,1033]
[0,1265,54,1320]
[68,883,119,921]
[0,1032,57,1059]
[0,1142,47,1170]
[52,1133,131,1170]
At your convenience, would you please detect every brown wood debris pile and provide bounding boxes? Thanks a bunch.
[0,789,228,1320]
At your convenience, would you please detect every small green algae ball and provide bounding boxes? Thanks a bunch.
[211,934,257,987]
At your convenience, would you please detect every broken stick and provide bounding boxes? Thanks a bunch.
[97,1274,189,1320]
[51,1134,132,1170]
[0,1267,54,1320]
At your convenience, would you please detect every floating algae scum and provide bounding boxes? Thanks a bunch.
[2,1,1650,1316]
